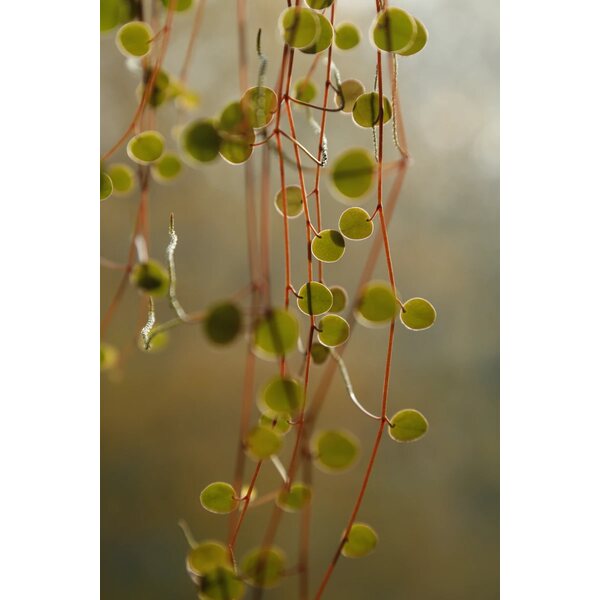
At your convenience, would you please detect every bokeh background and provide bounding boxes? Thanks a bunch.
[101,0,499,598]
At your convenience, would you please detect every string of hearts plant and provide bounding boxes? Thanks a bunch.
[100,1,435,598]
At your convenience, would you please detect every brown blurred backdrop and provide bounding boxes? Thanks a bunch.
[101,0,499,598]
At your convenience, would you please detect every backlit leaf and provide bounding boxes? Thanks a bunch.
[274,185,304,218]
[313,429,359,473]
[397,17,428,56]
[199,567,245,600]
[276,483,312,512]
[246,426,282,460]
[342,523,378,558]
[241,547,286,589]
[329,286,348,313]
[335,22,361,50]
[356,281,399,326]
[180,119,221,164]
[259,375,303,415]
[240,87,278,129]
[339,207,374,240]
[331,148,374,200]
[371,8,417,53]
[352,92,392,128]
[200,482,238,514]
[116,21,153,58]
[311,230,346,263]
[127,130,165,164]
[254,309,299,359]
[107,163,135,195]
[279,7,320,49]
[297,282,333,316]
[400,297,436,330]
[130,260,169,296]
[301,13,333,55]
[388,409,428,442]
[318,314,350,347]
[335,79,365,114]
[203,302,243,345]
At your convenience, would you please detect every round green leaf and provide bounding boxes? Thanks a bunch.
[342,523,378,558]
[161,0,193,12]
[313,429,359,473]
[116,21,153,58]
[246,426,282,460]
[199,567,245,600]
[219,101,250,134]
[352,92,392,128]
[130,260,169,296]
[297,282,333,316]
[203,302,243,345]
[306,0,334,8]
[311,230,345,263]
[107,163,135,194]
[241,547,286,588]
[318,314,349,347]
[240,86,278,129]
[151,152,182,182]
[388,409,428,442]
[331,148,375,200]
[329,286,348,313]
[293,78,317,103]
[260,375,303,415]
[276,483,312,513]
[335,79,365,113]
[200,482,238,514]
[400,297,436,330]
[218,101,255,163]
[143,69,170,108]
[335,22,361,50]
[187,541,231,577]
[274,185,304,218]
[371,7,417,53]
[100,342,119,371]
[301,13,333,55]
[259,413,291,435]
[127,130,164,164]
[279,7,320,49]
[180,119,221,164]
[397,17,428,56]
[219,133,254,165]
[100,0,132,33]
[356,281,399,326]
[339,207,374,240]
[100,170,113,201]
[254,309,299,359]
[310,342,330,364]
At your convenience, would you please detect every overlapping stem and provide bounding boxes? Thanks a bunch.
[313,33,402,599]
[102,1,419,596]
[228,0,265,546]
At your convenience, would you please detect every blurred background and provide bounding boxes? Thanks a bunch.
[101,0,498,598]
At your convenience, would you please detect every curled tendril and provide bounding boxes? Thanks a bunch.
[167,213,188,321]
[141,298,156,350]
[372,67,379,162]
[256,29,267,88]
[391,54,402,154]
[305,108,328,167]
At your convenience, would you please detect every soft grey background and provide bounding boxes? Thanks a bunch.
[101,0,499,598]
